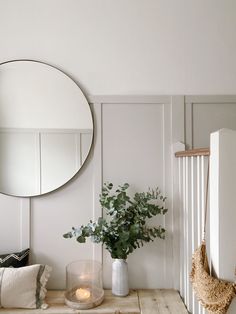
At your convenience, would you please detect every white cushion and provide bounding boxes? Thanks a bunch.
[0,264,51,309]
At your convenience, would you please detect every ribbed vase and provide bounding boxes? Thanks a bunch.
[112,259,129,296]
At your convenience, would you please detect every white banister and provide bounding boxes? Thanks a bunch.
[175,146,209,314]
[210,129,236,313]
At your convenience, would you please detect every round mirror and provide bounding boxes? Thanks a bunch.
[0,60,93,197]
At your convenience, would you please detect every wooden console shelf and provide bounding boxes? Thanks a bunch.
[0,289,188,314]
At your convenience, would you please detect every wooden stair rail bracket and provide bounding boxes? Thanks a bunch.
[175,148,210,158]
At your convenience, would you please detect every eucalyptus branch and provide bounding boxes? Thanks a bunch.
[63,183,168,260]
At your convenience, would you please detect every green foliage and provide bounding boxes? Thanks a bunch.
[63,183,168,260]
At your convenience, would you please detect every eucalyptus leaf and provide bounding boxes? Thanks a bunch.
[63,232,72,238]
[77,236,86,243]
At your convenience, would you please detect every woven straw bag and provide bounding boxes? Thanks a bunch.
[190,163,236,314]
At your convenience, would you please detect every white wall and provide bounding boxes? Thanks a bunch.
[1,0,236,291]
[1,0,236,95]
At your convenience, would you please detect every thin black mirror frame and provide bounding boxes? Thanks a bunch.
[0,59,94,198]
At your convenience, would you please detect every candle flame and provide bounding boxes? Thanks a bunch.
[75,288,91,301]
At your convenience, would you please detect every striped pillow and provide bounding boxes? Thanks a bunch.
[0,264,51,309]
[0,248,30,268]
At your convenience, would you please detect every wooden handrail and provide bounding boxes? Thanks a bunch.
[175,148,210,157]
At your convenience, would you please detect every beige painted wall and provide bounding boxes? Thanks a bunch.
[1,0,236,291]
[1,0,236,95]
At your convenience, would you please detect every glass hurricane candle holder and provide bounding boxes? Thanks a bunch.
[65,260,104,310]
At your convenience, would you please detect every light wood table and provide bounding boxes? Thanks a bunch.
[0,290,188,314]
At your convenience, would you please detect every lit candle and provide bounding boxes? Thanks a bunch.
[75,288,91,301]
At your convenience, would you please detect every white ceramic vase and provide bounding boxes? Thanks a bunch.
[112,259,129,296]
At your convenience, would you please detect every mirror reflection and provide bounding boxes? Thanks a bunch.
[0,60,93,197]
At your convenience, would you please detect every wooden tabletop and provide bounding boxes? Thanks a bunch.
[0,289,188,314]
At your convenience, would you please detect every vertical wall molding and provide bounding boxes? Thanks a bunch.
[20,198,31,250]
[75,133,81,169]
[91,103,103,263]
[163,102,173,288]
[172,142,185,291]
[171,96,185,290]
[37,132,42,195]
[185,102,193,149]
